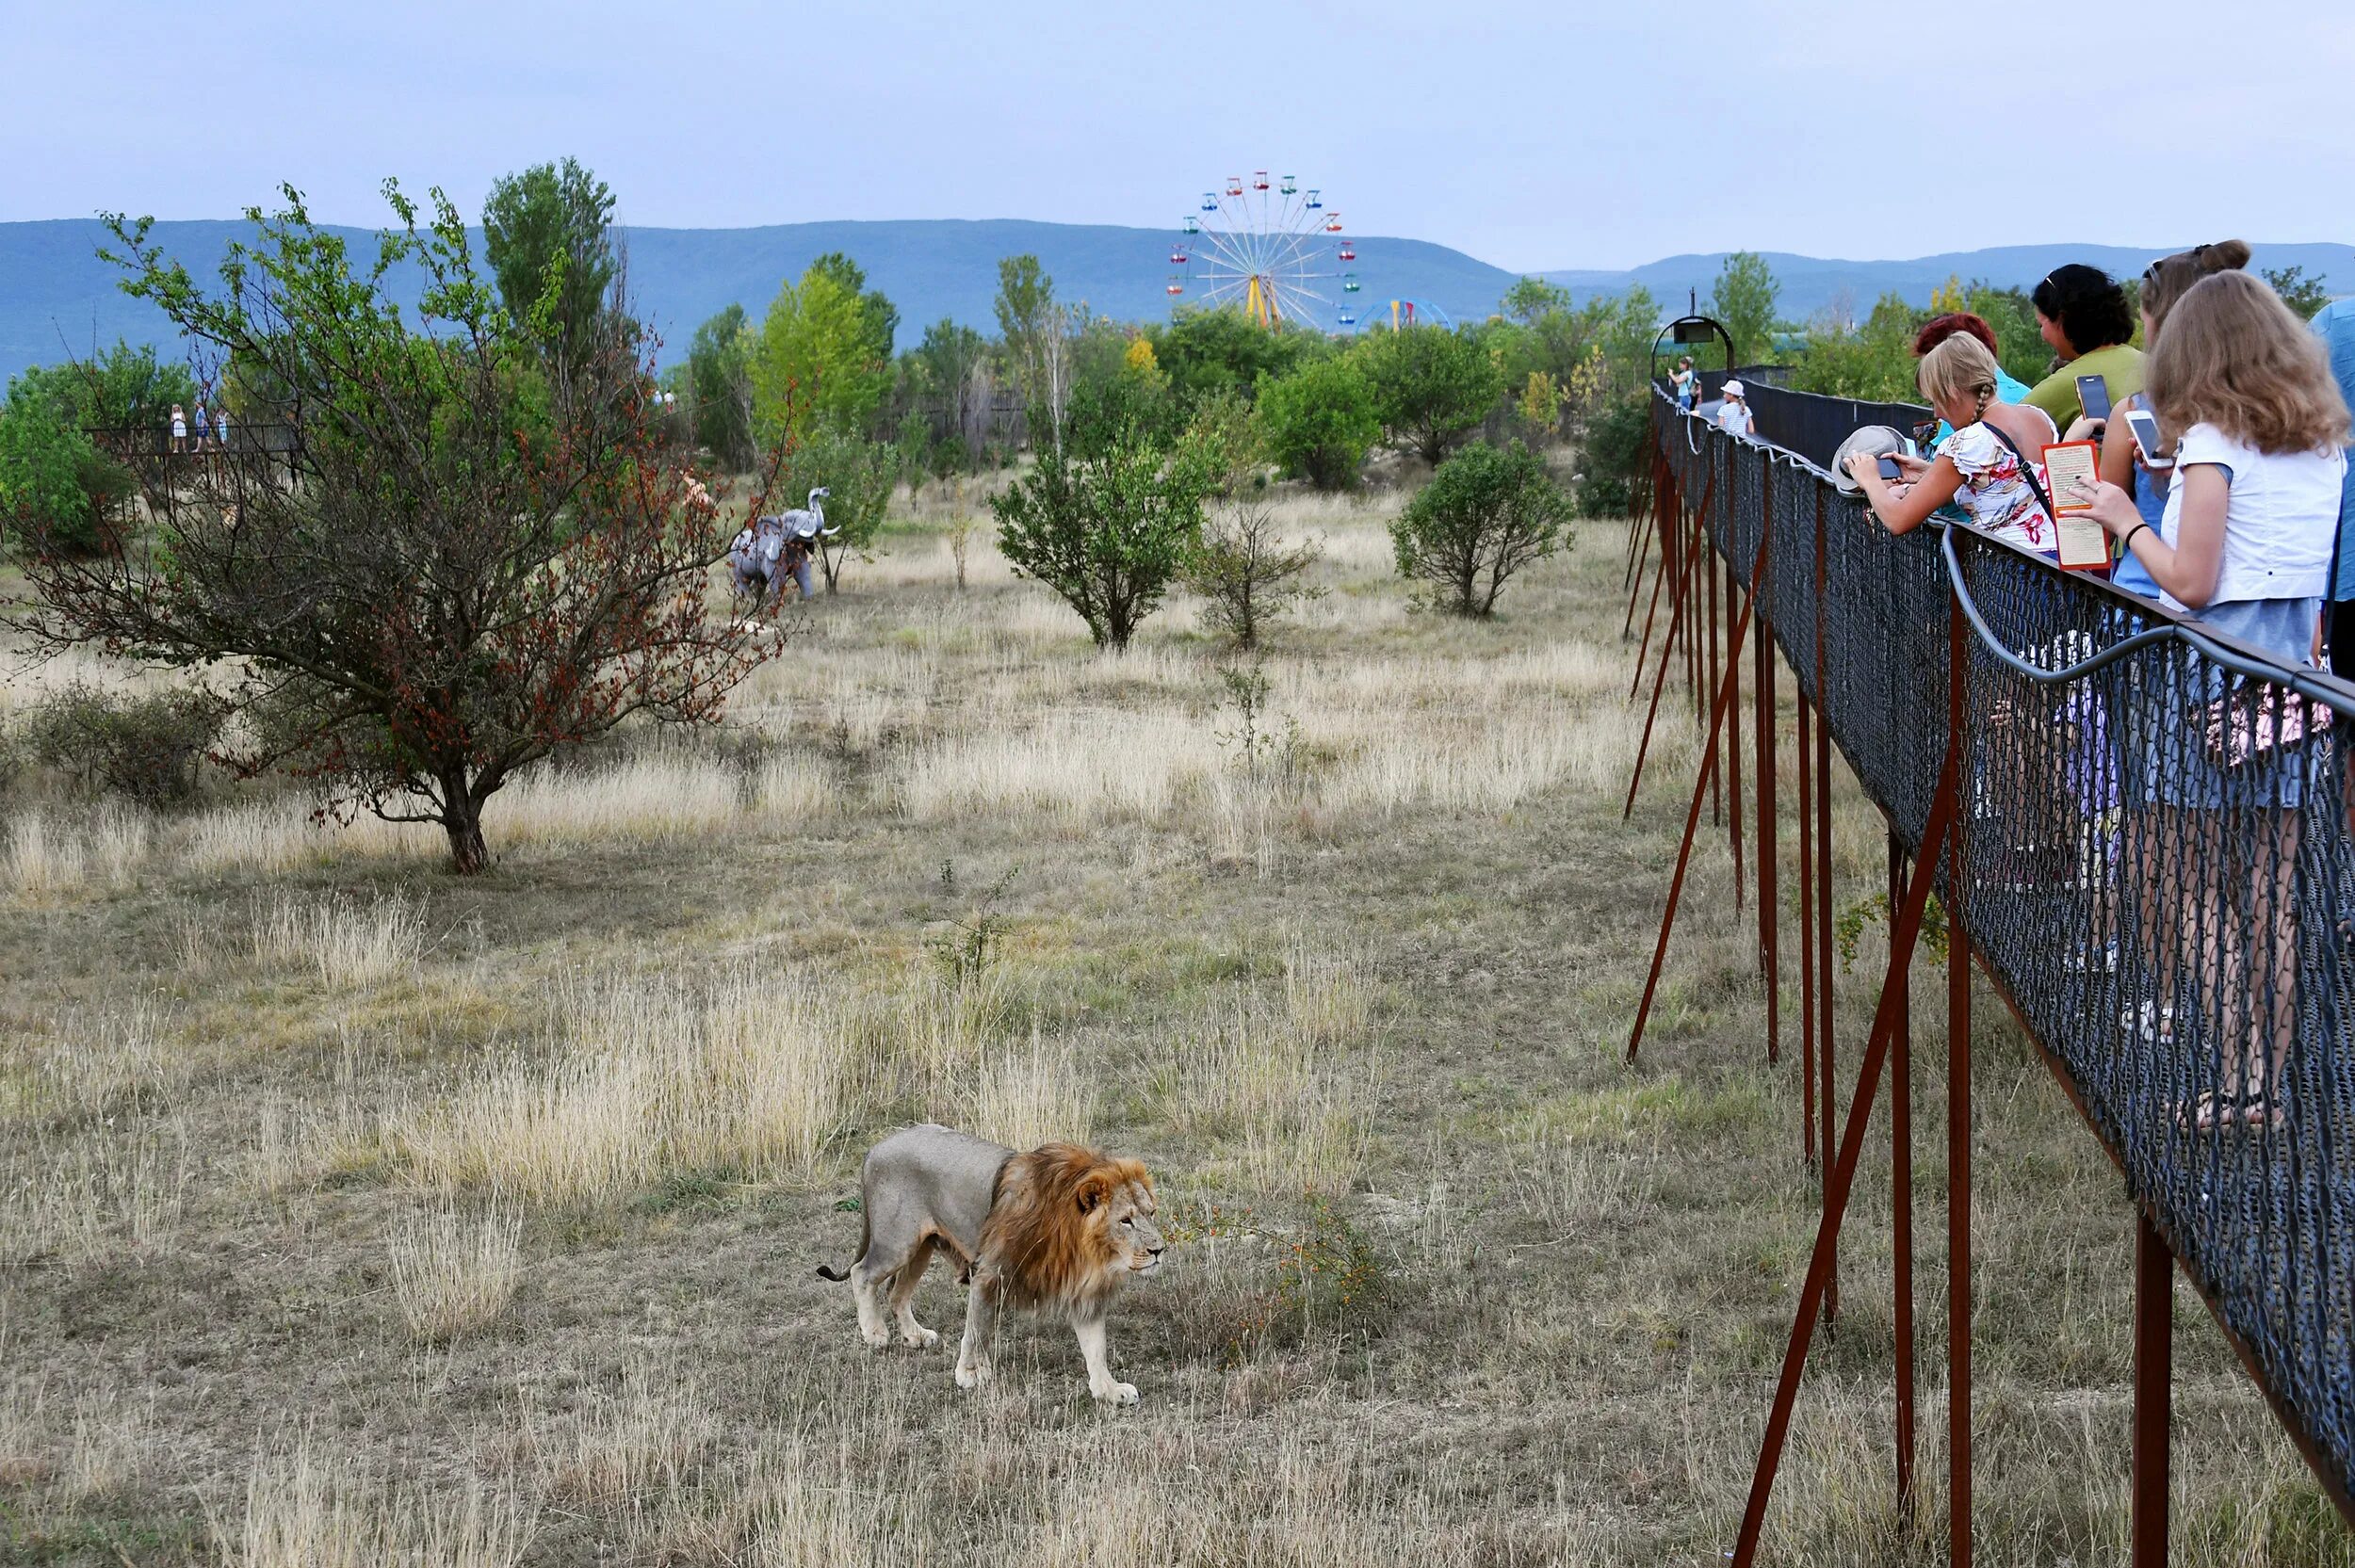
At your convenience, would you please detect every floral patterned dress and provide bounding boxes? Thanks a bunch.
[1937,423,2055,555]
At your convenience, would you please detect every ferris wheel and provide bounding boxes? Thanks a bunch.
[1164,172,1360,329]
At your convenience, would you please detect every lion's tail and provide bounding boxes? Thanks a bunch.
[815,1204,869,1283]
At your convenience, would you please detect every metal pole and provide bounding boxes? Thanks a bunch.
[1729,741,1960,1568]
[1815,486,1838,1324]
[1756,486,1778,1063]
[1627,466,1681,700]
[1708,534,1724,824]
[1626,490,1778,1063]
[1891,832,1916,1512]
[1798,693,1817,1167]
[2134,1214,2174,1568]
[1948,589,1974,1568]
[1728,524,1745,910]
[1625,473,1717,819]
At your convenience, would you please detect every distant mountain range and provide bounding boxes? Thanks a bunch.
[3,218,2347,385]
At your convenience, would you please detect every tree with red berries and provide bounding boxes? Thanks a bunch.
[12,183,797,873]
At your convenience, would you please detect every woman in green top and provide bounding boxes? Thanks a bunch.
[2022,263,2143,429]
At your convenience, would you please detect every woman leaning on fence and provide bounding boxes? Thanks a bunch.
[1843,333,2059,556]
[2070,269,2351,1129]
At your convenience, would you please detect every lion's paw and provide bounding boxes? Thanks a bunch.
[900,1325,940,1350]
[860,1324,892,1350]
[955,1361,991,1390]
[1093,1381,1139,1407]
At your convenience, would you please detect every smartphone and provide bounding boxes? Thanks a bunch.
[2077,374,2113,421]
[2122,408,2172,468]
[1876,455,1904,480]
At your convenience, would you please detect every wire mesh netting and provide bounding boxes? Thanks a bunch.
[1653,385,2355,1505]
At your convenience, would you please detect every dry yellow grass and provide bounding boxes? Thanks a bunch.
[967,1026,1092,1150]
[527,1366,706,1507]
[252,888,429,986]
[391,970,852,1204]
[388,1203,524,1339]
[220,1444,533,1568]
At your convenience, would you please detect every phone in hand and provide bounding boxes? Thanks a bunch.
[2122,409,2171,467]
[2077,374,2113,421]
[1876,455,1904,480]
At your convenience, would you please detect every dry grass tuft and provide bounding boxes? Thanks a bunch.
[393,971,851,1204]
[1162,980,1371,1196]
[4,807,151,898]
[253,889,429,986]
[968,1026,1092,1150]
[388,1204,524,1339]
[490,752,742,846]
[4,1000,176,1125]
[181,800,436,874]
[1282,938,1374,1049]
[528,1366,706,1507]
[0,1121,190,1266]
[221,1443,533,1568]
[61,1387,143,1500]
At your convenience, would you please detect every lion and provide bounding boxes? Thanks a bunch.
[817,1123,1165,1404]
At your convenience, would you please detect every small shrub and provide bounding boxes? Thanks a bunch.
[925,860,1016,988]
[1189,484,1324,650]
[18,681,227,805]
[990,412,1214,651]
[1390,440,1571,617]
[1163,1195,1388,1364]
[1212,663,1307,790]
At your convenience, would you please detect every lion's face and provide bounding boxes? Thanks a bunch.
[1096,1180,1166,1278]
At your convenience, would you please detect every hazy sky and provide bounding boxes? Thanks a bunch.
[6,0,2349,269]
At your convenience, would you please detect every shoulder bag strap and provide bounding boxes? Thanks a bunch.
[1981,421,2057,520]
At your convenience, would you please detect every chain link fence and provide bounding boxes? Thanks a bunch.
[1656,384,2355,1508]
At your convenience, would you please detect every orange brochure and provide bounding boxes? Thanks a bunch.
[2041,441,2109,572]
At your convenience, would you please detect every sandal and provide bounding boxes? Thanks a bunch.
[2176,1085,2279,1133]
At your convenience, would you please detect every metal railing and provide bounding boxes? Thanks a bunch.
[86,423,302,459]
[1630,383,2355,1560]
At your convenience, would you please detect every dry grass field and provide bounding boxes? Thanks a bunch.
[2,480,2348,1565]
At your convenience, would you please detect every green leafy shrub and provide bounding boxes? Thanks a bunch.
[19,681,228,805]
[991,412,1213,650]
[1256,356,1380,491]
[1391,440,1571,616]
[1354,324,1505,464]
[1574,390,1654,521]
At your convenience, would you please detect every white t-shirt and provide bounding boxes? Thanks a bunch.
[1716,400,1753,437]
[2157,422,2347,610]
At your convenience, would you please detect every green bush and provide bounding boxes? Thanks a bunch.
[1257,357,1379,491]
[1391,440,1571,617]
[1353,324,1505,465]
[1574,391,1654,521]
[790,425,893,593]
[991,413,1213,650]
[19,682,228,805]
[0,385,106,553]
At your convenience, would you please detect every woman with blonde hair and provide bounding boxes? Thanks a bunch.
[2071,268,2351,1126]
[1846,332,2059,554]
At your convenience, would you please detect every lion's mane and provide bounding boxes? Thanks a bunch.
[977,1142,1154,1316]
